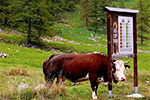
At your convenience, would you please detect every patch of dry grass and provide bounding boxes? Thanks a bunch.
[7,67,29,76]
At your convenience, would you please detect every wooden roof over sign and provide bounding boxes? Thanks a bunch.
[105,6,139,14]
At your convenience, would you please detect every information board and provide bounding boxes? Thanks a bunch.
[105,6,139,98]
[118,16,133,54]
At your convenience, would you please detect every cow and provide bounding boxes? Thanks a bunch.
[43,53,130,99]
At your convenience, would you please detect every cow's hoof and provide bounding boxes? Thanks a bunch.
[93,96,97,100]
[71,82,79,86]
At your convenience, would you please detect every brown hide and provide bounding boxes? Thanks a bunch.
[43,53,109,84]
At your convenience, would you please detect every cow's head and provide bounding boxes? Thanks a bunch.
[112,59,131,83]
[43,59,49,81]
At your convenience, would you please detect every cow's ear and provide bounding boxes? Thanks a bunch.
[125,65,130,69]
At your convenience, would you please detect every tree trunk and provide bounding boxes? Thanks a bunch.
[86,0,89,26]
[38,31,41,39]
[86,17,88,26]
[27,17,31,45]
[102,25,105,35]
[94,26,97,33]
[5,17,8,26]
[27,0,31,46]
[141,35,143,45]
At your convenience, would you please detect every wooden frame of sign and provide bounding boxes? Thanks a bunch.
[105,6,139,98]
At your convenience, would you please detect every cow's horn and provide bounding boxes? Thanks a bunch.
[124,59,131,64]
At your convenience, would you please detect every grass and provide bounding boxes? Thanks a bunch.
[0,43,52,68]
[0,42,150,100]
[53,22,107,45]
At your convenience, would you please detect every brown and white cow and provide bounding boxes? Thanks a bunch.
[43,53,130,99]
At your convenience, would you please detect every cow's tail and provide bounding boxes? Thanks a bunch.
[43,54,58,76]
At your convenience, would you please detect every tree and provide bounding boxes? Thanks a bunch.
[0,0,13,26]
[30,0,53,40]
[89,0,102,33]
[10,0,56,46]
[119,0,125,8]
[99,0,107,35]
[80,0,91,26]
[136,0,150,45]
[87,0,107,34]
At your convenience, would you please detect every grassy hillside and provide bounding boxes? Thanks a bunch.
[0,42,150,100]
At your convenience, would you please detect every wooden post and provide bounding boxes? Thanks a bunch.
[133,14,138,93]
[107,11,113,98]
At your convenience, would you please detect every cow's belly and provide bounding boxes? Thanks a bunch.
[62,70,89,82]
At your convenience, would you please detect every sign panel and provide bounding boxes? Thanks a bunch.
[118,16,133,54]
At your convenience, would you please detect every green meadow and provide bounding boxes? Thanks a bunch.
[0,30,150,100]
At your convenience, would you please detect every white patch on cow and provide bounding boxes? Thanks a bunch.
[92,91,97,99]
[94,51,100,54]
[73,73,89,83]
[85,73,89,79]
[113,60,126,81]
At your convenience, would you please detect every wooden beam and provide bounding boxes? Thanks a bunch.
[107,11,113,97]
[133,14,138,93]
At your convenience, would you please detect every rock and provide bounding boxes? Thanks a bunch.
[42,37,53,42]
[126,94,144,98]
[69,41,75,44]
[18,83,29,92]
[80,43,83,45]
[34,84,46,92]
[88,37,98,42]
[54,36,67,42]
[65,49,72,53]
[0,52,9,58]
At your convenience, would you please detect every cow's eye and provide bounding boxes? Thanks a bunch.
[116,69,120,71]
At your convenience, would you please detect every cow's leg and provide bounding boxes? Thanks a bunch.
[56,74,63,86]
[46,73,56,88]
[89,74,98,100]
[92,85,98,100]
[56,71,66,86]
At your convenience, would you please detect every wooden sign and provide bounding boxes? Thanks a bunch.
[105,6,139,98]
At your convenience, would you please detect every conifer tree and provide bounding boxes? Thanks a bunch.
[89,0,101,33]
[88,0,107,34]
[99,0,107,35]
[0,0,13,26]
[136,0,150,45]
[10,0,54,45]
[80,0,91,26]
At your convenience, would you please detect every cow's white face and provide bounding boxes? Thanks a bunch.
[113,60,130,81]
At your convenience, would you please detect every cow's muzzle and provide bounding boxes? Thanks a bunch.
[121,77,126,81]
